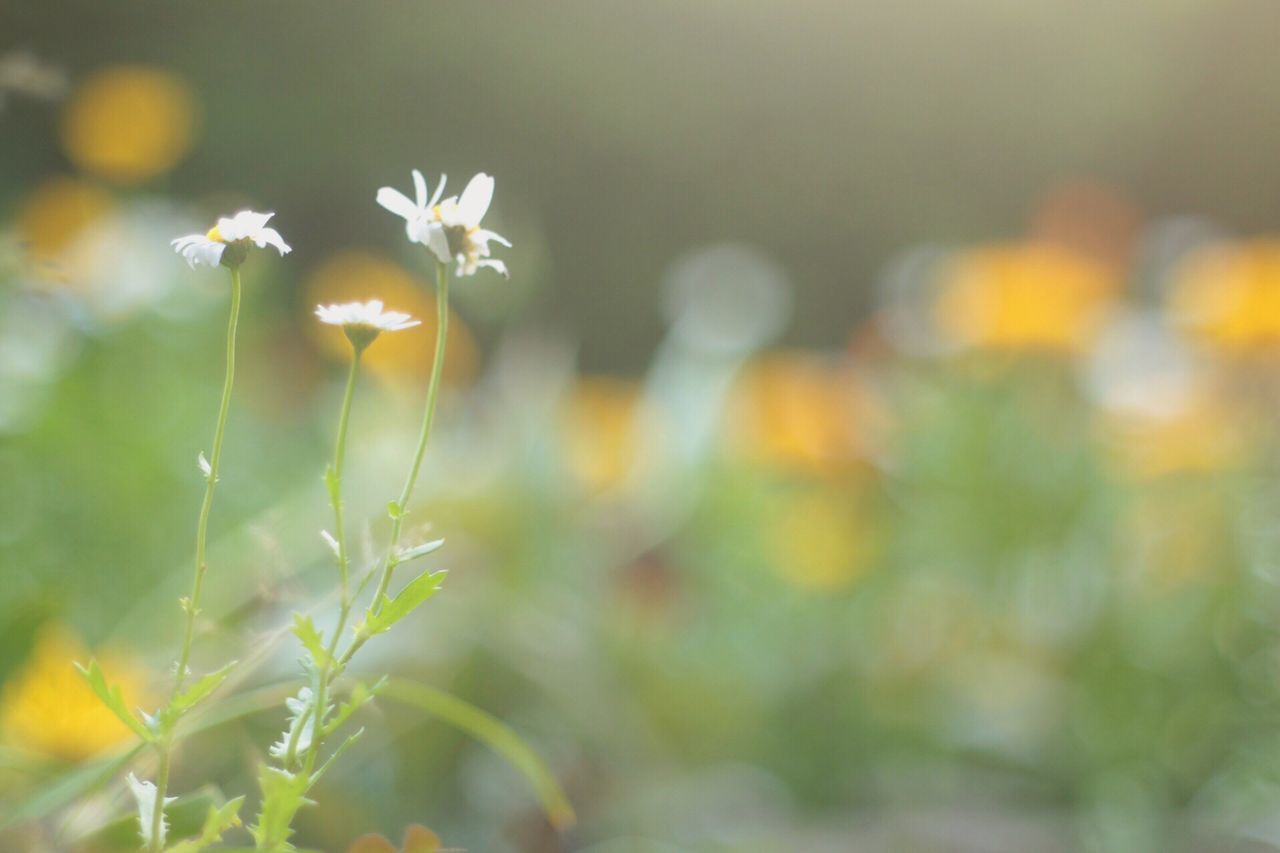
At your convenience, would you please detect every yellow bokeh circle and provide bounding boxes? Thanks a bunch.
[61,65,196,184]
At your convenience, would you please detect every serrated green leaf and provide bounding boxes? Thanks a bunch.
[251,765,313,851]
[168,795,245,853]
[322,678,384,738]
[355,570,446,640]
[311,726,364,783]
[396,538,445,564]
[74,659,153,741]
[291,613,329,668]
[165,660,238,724]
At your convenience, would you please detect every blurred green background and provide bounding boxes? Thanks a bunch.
[8,1,1280,851]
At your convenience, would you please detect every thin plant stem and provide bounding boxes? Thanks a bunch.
[152,265,243,851]
[342,261,449,668]
[298,349,362,772]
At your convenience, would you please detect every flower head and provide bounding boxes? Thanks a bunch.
[171,210,291,269]
[315,298,420,350]
[377,170,510,278]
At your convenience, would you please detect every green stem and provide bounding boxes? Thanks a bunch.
[299,349,363,773]
[343,261,449,667]
[153,266,243,851]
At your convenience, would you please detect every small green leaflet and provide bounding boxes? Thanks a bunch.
[387,500,403,519]
[355,570,446,640]
[162,660,239,728]
[322,678,385,738]
[396,538,445,564]
[250,766,313,851]
[165,795,245,853]
[74,659,153,741]
[291,613,329,668]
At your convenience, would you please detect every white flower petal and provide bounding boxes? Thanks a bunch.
[254,226,292,255]
[477,258,509,278]
[425,224,452,263]
[412,169,428,208]
[456,173,494,225]
[429,174,448,207]
[377,187,419,221]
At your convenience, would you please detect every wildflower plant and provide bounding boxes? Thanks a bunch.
[57,174,568,850]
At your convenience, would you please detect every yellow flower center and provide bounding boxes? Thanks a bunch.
[206,224,224,243]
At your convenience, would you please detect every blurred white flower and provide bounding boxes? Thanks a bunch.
[434,173,511,277]
[315,299,420,332]
[315,298,420,350]
[376,170,510,277]
[171,210,291,269]
[376,169,447,245]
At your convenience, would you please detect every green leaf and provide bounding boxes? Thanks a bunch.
[167,795,245,853]
[322,678,384,738]
[74,659,153,741]
[382,678,575,831]
[396,538,445,564]
[291,613,329,668]
[250,765,313,851]
[355,570,446,640]
[387,500,402,519]
[163,660,238,726]
[311,727,364,783]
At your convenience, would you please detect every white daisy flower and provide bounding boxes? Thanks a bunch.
[433,173,511,277]
[376,170,510,278]
[171,209,291,269]
[315,298,420,350]
[376,169,448,246]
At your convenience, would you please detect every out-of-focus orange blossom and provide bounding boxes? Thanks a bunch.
[16,175,114,283]
[559,376,652,495]
[1170,241,1280,350]
[766,487,879,590]
[726,351,882,477]
[935,243,1118,353]
[347,824,443,853]
[60,65,196,184]
[0,625,150,762]
[305,251,478,386]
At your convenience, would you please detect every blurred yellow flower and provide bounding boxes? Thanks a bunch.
[60,65,196,184]
[1,626,150,761]
[766,487,878,590]
[1170,241,1280,350]
[17,175,114,281]
[560,376,650,495]
[305,251,478,386]
[936,243,1117,352]
[1104,394,1249,480]
[726,351,881,476]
